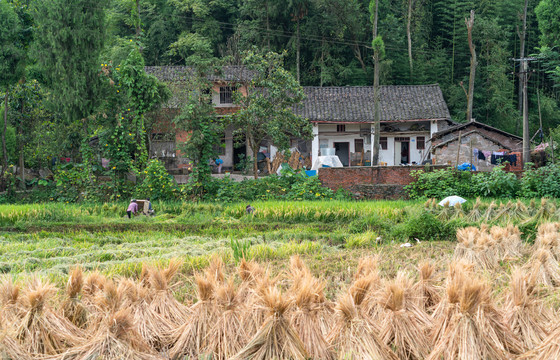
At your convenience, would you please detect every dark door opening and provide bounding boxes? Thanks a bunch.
[400,141,410,164]
[233,141,246,171]
[334,142,350,166]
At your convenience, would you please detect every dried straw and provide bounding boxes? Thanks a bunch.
[232,286,308,360]
[503,267,553,351]
[206,278,248,359]
[519,324,560,359]
[16,278,85,355]
[375,271,432,360]
[52,308,161,360]
[327,291,398,360]
[428,271,522,360]
[412,261,441,312]
[168,274,216,360]
[61,266,88,328]
[0,331,33,360]
[524,248,560,287]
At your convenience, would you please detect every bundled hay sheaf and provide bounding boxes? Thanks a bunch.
[61,266,88,329]
[428,270,522,360]
[168,274,216,360]
[503,267,553,351]
[412,260,441,313]
[232,286,308,360]
[16,278,85,355]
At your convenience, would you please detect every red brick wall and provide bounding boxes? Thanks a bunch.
[318,166,448,191]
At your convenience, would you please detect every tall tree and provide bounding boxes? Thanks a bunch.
[465,10,477,122]
[287,0,310,83]
[517,0,529,123]
[33,0,109,136]
[0,1,26,188]
[230,50,312,178]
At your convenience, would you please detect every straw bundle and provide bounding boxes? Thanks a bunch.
[168,274,216,360]
[205,255,225,284]
[489,225,523,260]
[143,260,190,350]
[82,271,107,316]
[354,255,380,280]
[466,198,485,222]
[375,271,431,360]
[61,266,88,329]
[0,277,21,324]
[0,332,33,360]
[484,201,497,222]
[290,275,334,360]
[53,308,161,360]
[206,279,248,360]
[327,290,398,360]
[454,228,498,270]
[232,286,308,360]
[503,268,553,350]
[451,202,465,219]
[524,248,560,287]
[412,261,441,313]
[437,203,452,220]
[428,273,522,360]
[519,324,560,359]
[16,279,85,355]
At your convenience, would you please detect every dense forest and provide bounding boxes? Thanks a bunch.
[1,0,560,197]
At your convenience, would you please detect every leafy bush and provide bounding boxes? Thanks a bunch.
[135,159,178,201]
[52,163,90,202]
[392,212,457,241]
[471,165,519,198]
[405,167,475,199]
[521,163,560,198]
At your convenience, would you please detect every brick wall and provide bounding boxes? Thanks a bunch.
[318,165,447,191]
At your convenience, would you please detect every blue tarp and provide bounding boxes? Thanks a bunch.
[457,162,476,171]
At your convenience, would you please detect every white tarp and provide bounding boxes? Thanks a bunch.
[438,196,467,207]
[312,155,344,171]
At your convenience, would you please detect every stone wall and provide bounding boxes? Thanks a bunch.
[433,132,514,171]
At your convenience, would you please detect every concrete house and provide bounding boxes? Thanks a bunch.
[146,66,455,171]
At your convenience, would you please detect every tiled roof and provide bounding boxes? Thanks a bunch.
[295,85,451,123]
[431,120,523,141]
[145,66,256,82]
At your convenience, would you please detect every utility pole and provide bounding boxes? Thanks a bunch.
[513,57,537,165]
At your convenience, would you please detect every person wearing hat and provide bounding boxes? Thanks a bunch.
[127,199,138,219]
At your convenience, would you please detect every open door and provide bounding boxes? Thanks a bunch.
[394,137,410,165]
[334,142,350,166]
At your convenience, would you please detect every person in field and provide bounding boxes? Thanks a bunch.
[127,199,138,219]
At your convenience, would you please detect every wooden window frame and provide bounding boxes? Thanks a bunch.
[380,136,388,150]
[416,136,425,150]
[336,124,346,132]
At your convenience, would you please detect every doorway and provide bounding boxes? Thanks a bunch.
[233,141,246,171]
[334,142,350,166]
[394,137,410,164]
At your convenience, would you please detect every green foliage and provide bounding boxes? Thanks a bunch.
[535,0,560,47]
[230,238,251,262]
[471,165,520,198]
[392,211,457,241]
[136,159,178,201]
[52,163,90,202]
[230,50,312,178]
[0,1,25,88]
[405,167,476,199]
[521,163,560,198]
[0,120,16,164]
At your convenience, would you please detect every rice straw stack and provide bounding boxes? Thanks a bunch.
[412,261,441,313]
[232,286,308,360]
[519,325,560,359]
[375,271,431,360]
[327,276,398,360]
[503,268,553,351]
[168,274,216,360]
[206,278,248,359]
[524,248,560,287]
[61,266,88,329]
[143,260,190,350]
[428,271,522,360]
[0,332,33,360]
[16,278,85,356]
[0,277,21,324]
[51,308,161,360]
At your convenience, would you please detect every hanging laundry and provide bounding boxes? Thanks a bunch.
[478,151,486,160]
[482,151,491,160]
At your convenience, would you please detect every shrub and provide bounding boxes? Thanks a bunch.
[135,159,178,201]
[405,167,475,199]
[471,165,520,198]
[392,212,456,241]
[520,163,560,198]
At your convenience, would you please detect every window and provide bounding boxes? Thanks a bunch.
[380,137,388,150]
[354,139,364,153]
[336,124,346,132]
[219,86,234,104]
[417,136,425,150]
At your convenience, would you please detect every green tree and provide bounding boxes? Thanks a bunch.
[230,50,312,178]
[173,66,223,196]
[33,0,109,135]
[535,0,560,47]
[0,1,26,188]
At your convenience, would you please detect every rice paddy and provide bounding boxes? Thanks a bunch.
[2,200,560,358]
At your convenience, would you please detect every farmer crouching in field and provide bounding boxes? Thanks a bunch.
[127,199,138,219]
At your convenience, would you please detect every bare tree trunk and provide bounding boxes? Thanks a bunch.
[465,10,476,122]
[247,128,259,179]
[372,0,381,166]
[516,0,529,132]
[407,0,413,81]
[1,92,8,187]
[320,38,324,87]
